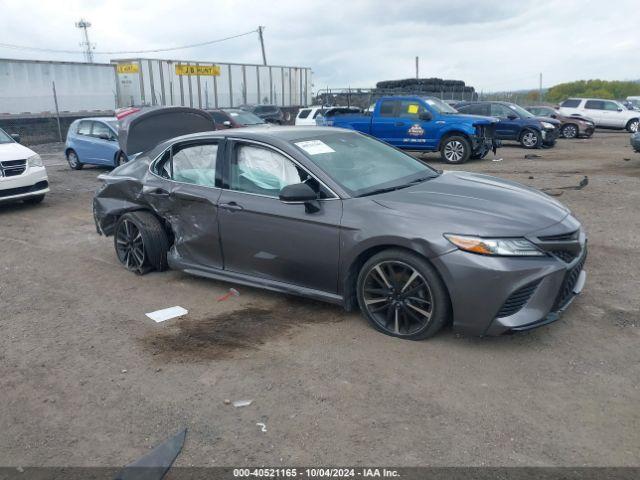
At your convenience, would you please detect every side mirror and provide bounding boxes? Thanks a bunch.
[419,111,432,121]
[507,114,518,120]
[279,182,320,213]
[98,133,110,140]
[550,114,557,119]
[223,120,232,127]
[10,133,20,143]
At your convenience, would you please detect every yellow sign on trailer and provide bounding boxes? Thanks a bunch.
[174,65,221,76]
[116,63,140,74]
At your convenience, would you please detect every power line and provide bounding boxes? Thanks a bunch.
[0,29,258,55]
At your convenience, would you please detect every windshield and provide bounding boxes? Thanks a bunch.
[226,110,265,125]
[291,131,439,197]
[508,103,535,118]
[423,97,458,114]
[0,128,14,144]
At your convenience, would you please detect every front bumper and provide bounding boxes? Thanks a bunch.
[0,166,49,202]
[431,225,587,336]
[542,127,559,145]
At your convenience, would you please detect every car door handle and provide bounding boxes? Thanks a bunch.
[220,201,244,212]
[171,191,209,203]
[394,122,405,126]
[142,186,170,197]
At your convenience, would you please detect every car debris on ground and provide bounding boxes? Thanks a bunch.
[232,399,253,408]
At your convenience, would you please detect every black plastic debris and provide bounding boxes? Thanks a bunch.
[541,176,588,197]
[115,428,187,480]
[524,154,542,159]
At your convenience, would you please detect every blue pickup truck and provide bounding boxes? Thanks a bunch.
[324,96,499,164]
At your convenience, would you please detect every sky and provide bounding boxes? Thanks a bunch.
[1,0,638,93]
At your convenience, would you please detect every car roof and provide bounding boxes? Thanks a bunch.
[76,116,118,122]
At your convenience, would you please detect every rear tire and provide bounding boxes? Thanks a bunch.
[114,211,169,275]
[66,150,83,170]
[520,129,542,149]
[626,119,639,133]
[561,123,578,139]
[23,194,45,205]
[440,135,471,164]
[357,249,450,340]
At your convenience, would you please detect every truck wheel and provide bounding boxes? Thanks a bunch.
[440,136,471,164]
[520,129,542,149]
[626,119,639,133]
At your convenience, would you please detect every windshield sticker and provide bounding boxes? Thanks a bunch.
[408,124,425,136]
[407,104,419,114]
[295,140,335,155]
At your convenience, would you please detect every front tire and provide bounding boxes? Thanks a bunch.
[561,123,578,139]
[66,150,83,170]
[114,211,169,275]
[440,135,471,164]
[520,129,542,149]
[357,249,451,340]
[626,119,639,133]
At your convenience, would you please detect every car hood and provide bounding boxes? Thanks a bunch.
[0,142,36,161]
[372,171,569,237]
[442,113,497,125]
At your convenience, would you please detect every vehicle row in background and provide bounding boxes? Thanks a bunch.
[559,98,639,132]
[295,106,361,126]
[456,101,560,149]
[206,109,267,129]
[0,128,49,205]
[238,104,285,124]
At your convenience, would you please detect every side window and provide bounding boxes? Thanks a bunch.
[603,101,620,111]
[298,109,311,119]
[91,122,112,139]
[379,100,397,117]
[229,144,307,197]
[585,100,604,110]
[171,143,218,187]
[77,121,92,135]
[398,101,425,119]
[490,104,513,118]
[561,99,581,108]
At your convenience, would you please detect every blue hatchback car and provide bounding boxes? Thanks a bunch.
[64,117,127,169]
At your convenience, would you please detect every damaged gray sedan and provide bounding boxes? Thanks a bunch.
[94,107,587,339]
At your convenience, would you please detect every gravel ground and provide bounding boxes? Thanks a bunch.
[0,131,638,467]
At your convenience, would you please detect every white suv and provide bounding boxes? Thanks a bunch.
[558,98,639,132]
[0,128,49,205]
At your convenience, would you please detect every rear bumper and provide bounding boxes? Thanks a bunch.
[0,166,49,202]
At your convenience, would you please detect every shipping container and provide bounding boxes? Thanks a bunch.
[112,58,312,109]
[0,58,117,115]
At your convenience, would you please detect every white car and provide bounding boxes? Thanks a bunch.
[558,98,639,132]
[0,128,49,205]
[295,106,361,126]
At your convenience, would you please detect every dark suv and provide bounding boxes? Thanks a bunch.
[456,101,560,149]
[241,104,285,124]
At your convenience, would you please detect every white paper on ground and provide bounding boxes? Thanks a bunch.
[146,306,188,323]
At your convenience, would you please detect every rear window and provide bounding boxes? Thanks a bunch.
[297,109,311,119]
[585,100,604,110]
[561,99,581,108]
[77,121,92,135]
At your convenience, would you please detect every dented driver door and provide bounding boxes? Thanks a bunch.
[149,140,224,270]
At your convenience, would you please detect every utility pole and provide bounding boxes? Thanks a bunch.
[415,56,419,79]
[75,18,94,63]
[258,26,267,66]
[539,72,543,102]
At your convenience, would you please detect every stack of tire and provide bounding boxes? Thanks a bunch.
[375,78,475,97]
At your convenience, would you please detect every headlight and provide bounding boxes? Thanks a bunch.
[27,154,43,167]
[444,234,545,257]
[540,121,554,129]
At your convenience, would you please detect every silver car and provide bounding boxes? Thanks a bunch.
[93,108,587,340]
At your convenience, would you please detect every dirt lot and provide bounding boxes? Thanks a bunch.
[0,131,638,468]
